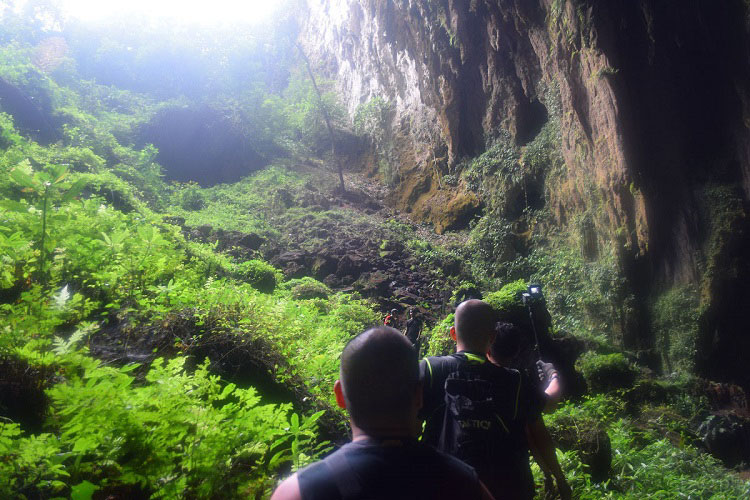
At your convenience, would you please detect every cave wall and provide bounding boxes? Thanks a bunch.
[302,0,750,387]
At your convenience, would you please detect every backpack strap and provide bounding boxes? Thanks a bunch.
[325,449,362,499]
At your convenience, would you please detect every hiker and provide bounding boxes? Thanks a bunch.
[489,322,571,500]
[383,308,398,328]
[419,299,552,500]
[404,307,423,353]
[271,326,495,500]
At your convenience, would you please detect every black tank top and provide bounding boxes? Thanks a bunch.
[296,437,483,500]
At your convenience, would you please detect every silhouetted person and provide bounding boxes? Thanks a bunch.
[271,326,494,500]
[405,308,423,353]
[419,299,550,500]
[490,322,571,500]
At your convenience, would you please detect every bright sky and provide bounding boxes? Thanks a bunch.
[56,0,286,27]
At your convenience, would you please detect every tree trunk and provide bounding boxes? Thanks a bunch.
[295,43,345,193]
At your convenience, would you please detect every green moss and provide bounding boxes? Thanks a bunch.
[578,352,637,392]
[484,279,527,320]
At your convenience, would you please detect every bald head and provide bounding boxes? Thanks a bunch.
[339,326,419,429]
[454,299,497,352]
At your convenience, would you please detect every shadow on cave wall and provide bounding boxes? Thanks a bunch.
[138,107,269,186]
[592,0,750,383]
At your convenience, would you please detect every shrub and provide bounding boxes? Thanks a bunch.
[425,314,456,357]
[283,277,331,300]
[578,352,637,392]
[234,260,280,293]
[449,281,481,306]
[179,184,205,211]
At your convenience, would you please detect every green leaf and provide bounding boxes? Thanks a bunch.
[219,383,236,400]
[61,178,87,203]
[0,200,30,213]
[10,166,36,189]
[71,480,100,500]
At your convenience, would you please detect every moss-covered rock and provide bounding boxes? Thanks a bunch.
[484,279,527,321]
[578,352,638,392]
[234,259,280,293]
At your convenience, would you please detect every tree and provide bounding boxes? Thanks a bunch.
[295,42,345,193]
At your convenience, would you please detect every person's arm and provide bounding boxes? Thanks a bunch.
[479,479,496,500]
[525,418,571,500]
[536,360,562,412]
[270,473,302,500]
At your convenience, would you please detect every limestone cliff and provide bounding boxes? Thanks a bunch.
[301,0,750,388]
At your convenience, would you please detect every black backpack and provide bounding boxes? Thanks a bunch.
[432,357,525,468]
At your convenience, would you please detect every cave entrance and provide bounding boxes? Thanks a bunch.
[515,97,548,146]
[138,107,268,186]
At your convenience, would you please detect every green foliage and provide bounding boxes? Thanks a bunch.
[449,281,481,305]
[484,279,527,319]
[281,277,332,300]
[578,352,638,393]
[0,422,69,498]
[651,285,701,373]
[172,181,205,210]
[424,314,455,357]
[283,67,346,154]
[27,351,324,498]
[234,259,281,293]
[353,96,391,140]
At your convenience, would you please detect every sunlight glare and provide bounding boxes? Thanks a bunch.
[59,0,284,26]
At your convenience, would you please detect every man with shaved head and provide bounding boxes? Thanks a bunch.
[420,299,548,500]
[271,326,494,500]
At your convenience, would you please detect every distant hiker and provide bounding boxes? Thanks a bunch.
[404,308,423,352]
[419,299,552,500]
[384,308,399,328]
[489,322,571,500]
[271,326,495,500]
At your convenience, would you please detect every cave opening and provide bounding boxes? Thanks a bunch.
[138,107,269,186]
[515,97,548,146]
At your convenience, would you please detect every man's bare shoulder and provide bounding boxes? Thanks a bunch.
[270,473,301,500]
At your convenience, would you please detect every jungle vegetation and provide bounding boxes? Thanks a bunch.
[0,2,748,499]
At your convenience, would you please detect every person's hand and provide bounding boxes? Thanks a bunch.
[536,360,558,383]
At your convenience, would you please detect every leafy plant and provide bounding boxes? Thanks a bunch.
[234,259,281,293]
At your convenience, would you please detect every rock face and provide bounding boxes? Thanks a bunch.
[301,1,750,388]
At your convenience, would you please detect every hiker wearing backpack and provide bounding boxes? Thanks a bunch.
[384,308,398,328]
[419,299,549,500]
[271,326,495,500]
[489,322,571,500]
